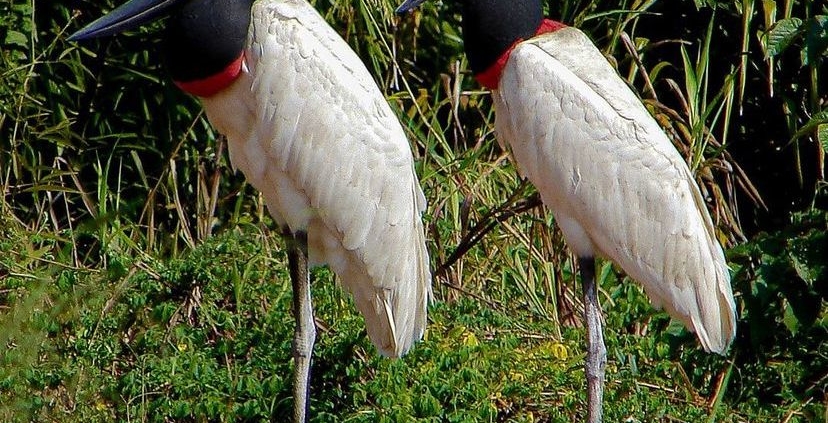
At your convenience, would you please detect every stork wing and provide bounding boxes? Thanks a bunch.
[230,0,430,357]
[494,27,735,353]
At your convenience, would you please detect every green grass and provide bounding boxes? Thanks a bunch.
[2,0,827,421]
[3,219,824,421]
[0,226,777,422]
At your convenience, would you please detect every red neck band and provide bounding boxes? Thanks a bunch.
[174,53,245,98]
[475,19,567,89]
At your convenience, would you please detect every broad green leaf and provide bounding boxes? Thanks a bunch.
[791,109,828,142]
[763,17,803,58]
[790,249,817,284]
[819,123,828,154]
[783,302,800,334]
[4,30,27,48]
[803,15,828,65]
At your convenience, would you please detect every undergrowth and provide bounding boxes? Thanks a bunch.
[1,0,826,421]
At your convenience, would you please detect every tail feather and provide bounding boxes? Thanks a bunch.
[689,263,736,354]
[316,212,431,358]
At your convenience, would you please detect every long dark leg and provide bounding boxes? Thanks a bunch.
[580,257,606,423]
[286,231,314,423]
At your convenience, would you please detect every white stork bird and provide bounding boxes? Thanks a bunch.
[396,0,737,421]
[70,1,432,422]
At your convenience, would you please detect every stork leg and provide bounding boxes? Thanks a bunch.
[579,257,606,423]
[286,230,315,423]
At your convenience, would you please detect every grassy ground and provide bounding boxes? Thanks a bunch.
[1,0,827,421]
[1,219,825,422]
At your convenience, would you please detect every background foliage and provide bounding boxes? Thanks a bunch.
[1,0,826,421]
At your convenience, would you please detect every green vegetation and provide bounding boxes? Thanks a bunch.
[1,0,826,421]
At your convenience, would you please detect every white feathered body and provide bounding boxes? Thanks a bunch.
[492,27,736,353]
[199,0,431,357]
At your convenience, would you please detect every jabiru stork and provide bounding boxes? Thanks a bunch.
[396,0,736,421]
[70,1,432,422]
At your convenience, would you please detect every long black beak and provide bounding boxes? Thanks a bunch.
[69,0,186,41]
[395,0,427,14]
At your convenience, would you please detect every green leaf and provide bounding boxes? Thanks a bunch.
[803,15,828,65]
[763,17,803,58]
[783,302,800,335]
[693,0,728,9]
[819,124,828,154]
[791,109,828,142]
[680,44,698,121]
[4,30,27,48]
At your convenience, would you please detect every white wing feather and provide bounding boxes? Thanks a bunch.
[493,27,735,353]
[200,0,430,357]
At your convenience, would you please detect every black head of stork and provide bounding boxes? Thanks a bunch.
[396,0,544,75]
[70,0,254,95]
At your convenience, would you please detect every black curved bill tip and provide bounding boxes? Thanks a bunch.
[395,0,427,14]
[68,0,184,41]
